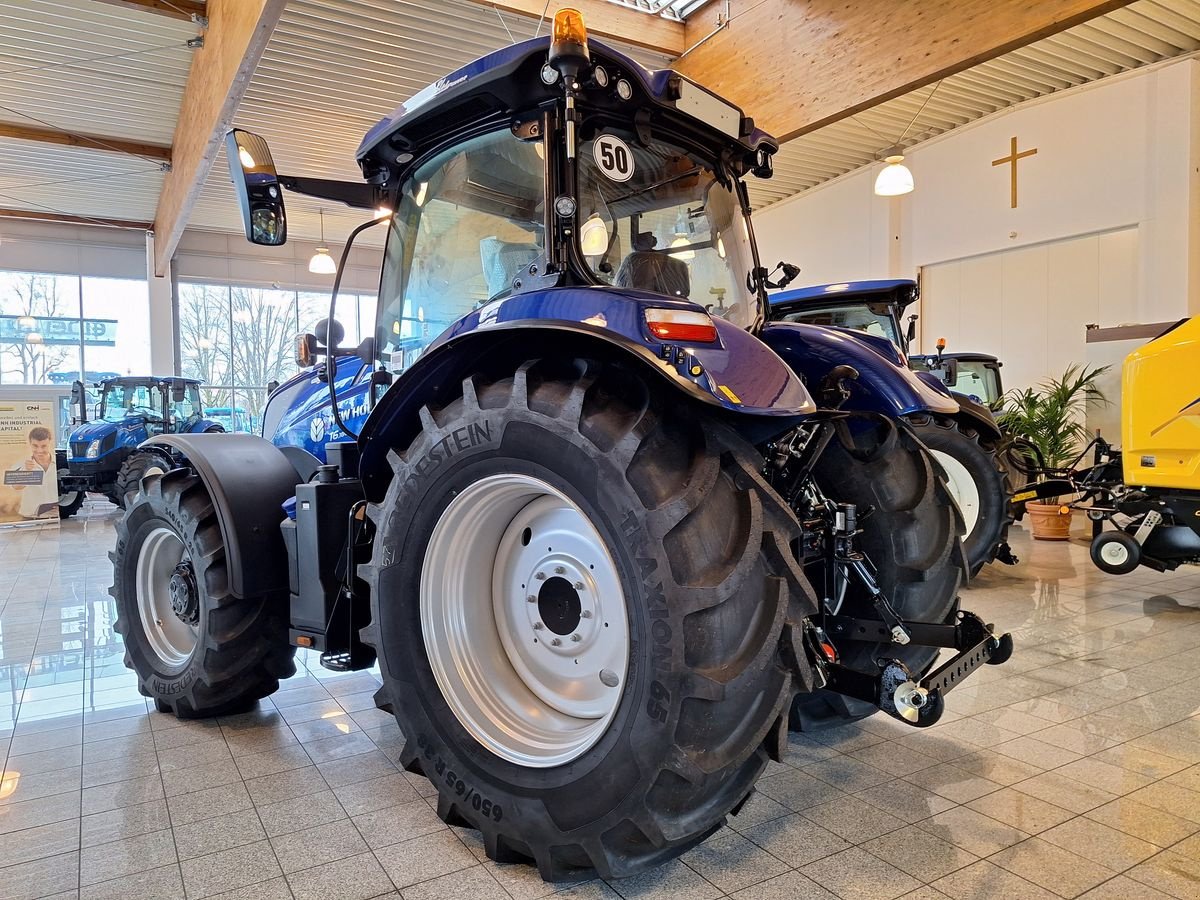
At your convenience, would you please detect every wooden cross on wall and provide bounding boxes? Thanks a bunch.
[992,136,1037,208]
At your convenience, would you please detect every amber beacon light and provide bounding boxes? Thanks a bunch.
[550,8,590,67]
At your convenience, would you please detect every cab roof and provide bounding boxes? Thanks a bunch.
[771,279,919,309]
[100,376,202,387]
[356,36,775,184]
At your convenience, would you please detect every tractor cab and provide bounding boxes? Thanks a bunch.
[909,349,1004,407]
[770,279,920,352]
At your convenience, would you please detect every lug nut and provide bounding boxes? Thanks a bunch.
[535,572,546,581]
[573,581,584,590]
[551,638,562,646]
[571,633,582,642]
[599,669,619,687]
[533,622,544,631]
[527,595,537,603]
[554,566,565,575]
[580,610,592,619]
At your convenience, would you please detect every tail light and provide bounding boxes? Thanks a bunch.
[644,309,718,343]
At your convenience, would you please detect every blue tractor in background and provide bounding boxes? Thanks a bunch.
[768,279,1017,577]
[110,12,1008,881]
[58,375,224,515]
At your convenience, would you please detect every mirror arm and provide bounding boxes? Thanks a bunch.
[277,175,381,211]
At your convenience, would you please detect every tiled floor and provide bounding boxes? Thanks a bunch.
[2,501,1200,900]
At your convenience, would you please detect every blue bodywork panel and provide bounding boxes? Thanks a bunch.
[263,357,370,458]
[66,415,222,464]
[770,279,918,307]
[762,321,958,417]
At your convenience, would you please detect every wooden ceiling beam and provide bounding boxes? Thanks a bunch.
[674,0,1137,143]
[0,207,151,230]
[90,0,208,23]
[462,0,685,57]
[0,122,171,163]
[151,0,285,275]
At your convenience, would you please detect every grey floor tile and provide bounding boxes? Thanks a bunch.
[352,798,446,850]
[0,850,80,900]
[166,782,253,828]
[853,779,956,824]
[740,814,851,867]
[256,788,346,838]
[681,831,789,894]
[965,786,1076,834]
[1085,797,1200,846]
[333,773,418,817]
[800,795,909,843]
[79,863,184,900]
[916,806,1030,858]
[373,830,479,890]
[79,827,178,886]
[753,769,845,812]
[0,790,80,834]
[316,749,397,788]
[1077,874,1174,899]
[800,847,921,900]
[179,839,284,900]
[863,825,978,883]
[729,870,838,900]
[172,808,266,861]
[285,850,393,900]
[203,876,293,900]
[0,818,80,868]
[1127,850,1200,899]
[81,774,163,816]
[244,765,328,807]
[1039,816,1161,871]
[397,863,510,900]
[931,859,1059,900]
[270,818,368,874]
[991,837,1121,898]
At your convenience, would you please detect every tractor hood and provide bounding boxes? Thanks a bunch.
[67,420,119,444]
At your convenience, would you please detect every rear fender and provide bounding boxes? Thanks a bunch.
[358,311,815,501]
[762,321,958,417]
[140,433,303,599]
[951,393,1003,442]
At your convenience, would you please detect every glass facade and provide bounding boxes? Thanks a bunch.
[178,282,374,434]
[0,271,149,386]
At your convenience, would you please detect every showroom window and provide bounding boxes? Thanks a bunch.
[0,269,149,387]
[178,281,374,434]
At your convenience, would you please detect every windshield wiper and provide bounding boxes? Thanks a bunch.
[609,165,704,205]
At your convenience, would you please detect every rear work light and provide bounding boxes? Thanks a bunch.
[644,309,718,343]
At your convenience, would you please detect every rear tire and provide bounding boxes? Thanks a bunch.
[111,468,295,717]
[907,414,1012,578]
[361,358,817,880]
[792,419,966,729]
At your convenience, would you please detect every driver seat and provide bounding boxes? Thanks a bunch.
[614,232,690,298]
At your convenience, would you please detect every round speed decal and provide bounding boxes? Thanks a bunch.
[593,134,634,182]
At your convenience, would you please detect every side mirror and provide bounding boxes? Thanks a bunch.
[295,333,319,369]
[906,314,917,345]
[171,386,186,403]
[933,358,959,387]
[225,129,287,246]
[356,336,376,366]
[313,318,344,350]
[70,380,87,423]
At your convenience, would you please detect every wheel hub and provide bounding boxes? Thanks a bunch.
[168,562,199,626]
[420,473,630,767]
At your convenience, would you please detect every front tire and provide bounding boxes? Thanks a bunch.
[792,419,966,728]
[56,466,84,519]
[111,469,295,716]
[114,449,173,509]
[907,415,1012,577]
[361,358,816,880]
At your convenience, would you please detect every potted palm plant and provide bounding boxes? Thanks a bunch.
[998,364,1108,540]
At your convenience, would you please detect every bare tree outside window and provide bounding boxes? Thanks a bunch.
[0,272,78,384]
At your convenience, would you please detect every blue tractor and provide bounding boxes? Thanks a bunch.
[58,376,224,514]
[110,12,1008,880]
[768,279,1017,577]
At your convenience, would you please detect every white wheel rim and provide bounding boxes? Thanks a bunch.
[1100,542,1129,566]
[420,473,629,768]
[58,491,79,508]
[135,526,198,666]
[931,449,981,537]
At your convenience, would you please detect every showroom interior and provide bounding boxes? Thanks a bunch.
[2,0,1200,898]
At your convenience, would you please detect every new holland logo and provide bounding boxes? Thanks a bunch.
[1151,396,1200,436]
[310,416,326,444]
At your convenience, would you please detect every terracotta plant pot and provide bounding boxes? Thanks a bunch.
[1027,501,1073,541]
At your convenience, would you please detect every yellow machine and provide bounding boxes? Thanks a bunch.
[1122,315,1200,490]
[1090,316,1200,574]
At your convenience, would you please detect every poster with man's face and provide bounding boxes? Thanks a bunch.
[0,400,60,527]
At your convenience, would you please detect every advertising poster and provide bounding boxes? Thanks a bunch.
[0,399,60,527]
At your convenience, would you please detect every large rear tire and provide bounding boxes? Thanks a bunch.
[907,414,1012,578]
[792,419,966,729]
[111,468,296,717]
[361,358,817,880]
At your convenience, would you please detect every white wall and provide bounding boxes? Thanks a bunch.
[756,56,1200,386]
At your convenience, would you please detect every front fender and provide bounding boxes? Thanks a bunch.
[140,433,300,599]
[762,321,959,417]
[951,392,1003,441]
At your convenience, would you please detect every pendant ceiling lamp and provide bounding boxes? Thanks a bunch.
[874,149,914,197]
[309,210,337,275]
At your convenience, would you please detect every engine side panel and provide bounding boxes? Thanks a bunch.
[762,321,959,417]
[1122,316,1200,490]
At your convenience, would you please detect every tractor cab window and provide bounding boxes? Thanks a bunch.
[778,303,900,346]
[951,361,1000,406]
[577,128,757,331]
[167,384,202,425]
[377,129,545,374]
[101,384,163,424]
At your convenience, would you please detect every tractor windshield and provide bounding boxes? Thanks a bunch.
[577,128,757,330]
[777,303,900,346]
[100,383,163,423]
[952,361,1001,406]
[376,128,545,374]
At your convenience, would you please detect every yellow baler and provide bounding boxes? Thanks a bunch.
[1090,316,1200,574]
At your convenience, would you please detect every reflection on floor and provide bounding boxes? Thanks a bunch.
[1,501,1199,900]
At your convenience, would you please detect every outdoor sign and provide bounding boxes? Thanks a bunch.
[0,399,60,527]
[0,315,118,346]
